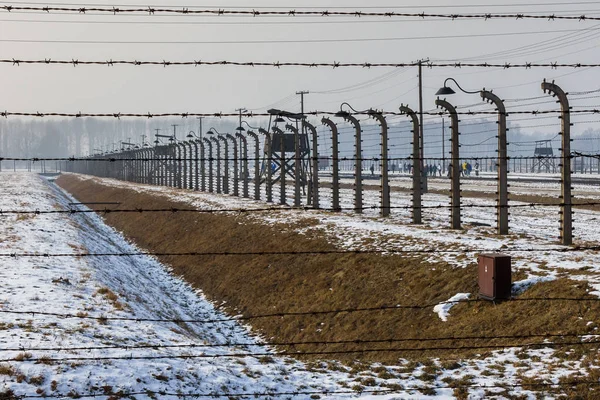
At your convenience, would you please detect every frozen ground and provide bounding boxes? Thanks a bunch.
[1,172,599,399]
[76,170,600,296]
[0,173,419,399]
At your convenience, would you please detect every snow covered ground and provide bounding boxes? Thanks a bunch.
[77,170,600,295]
[2,172,599,399]
[0,173,410,399]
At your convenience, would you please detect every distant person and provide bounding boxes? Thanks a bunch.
[475,162,480,177]
[438,163,442,176]
[370,164,375,176]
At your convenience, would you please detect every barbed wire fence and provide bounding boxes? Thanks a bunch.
[3,6,600,398]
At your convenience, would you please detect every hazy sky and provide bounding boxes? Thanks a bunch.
[1,0,600,135]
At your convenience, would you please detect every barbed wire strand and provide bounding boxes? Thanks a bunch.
[1,297,599,325]
[13,381,600,400]
[4,201,600,216]
[6,152,600,162]
[2,331,596,353]
[1,109,599,118]
[4,59,600,69]
[4,340,600,363]
[1,245,600,259]
[3,6,600,21]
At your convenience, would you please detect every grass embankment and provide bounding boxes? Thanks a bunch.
[56,175,600,365]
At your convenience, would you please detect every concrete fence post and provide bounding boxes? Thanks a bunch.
[246,130,261,201]
[321,117,340,212]
[335,112,362,213]
[258,128,273,203]
[400,105,422,224]
[368,110,390,217]
[481,90,509,235]
[226,134,238,197]
[304,121,320,209]
[542,79,573,245]
[435,98,461,230]
[273,127,286,205]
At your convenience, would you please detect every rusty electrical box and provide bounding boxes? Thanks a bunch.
[478,253,512,301]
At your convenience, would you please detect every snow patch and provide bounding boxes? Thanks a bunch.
[512,275,557,296]
[433,293,470,322]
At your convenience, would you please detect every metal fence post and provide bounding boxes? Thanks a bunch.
[435,98,461,230]
[542,80,573,245]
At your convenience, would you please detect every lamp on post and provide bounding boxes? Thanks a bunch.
[155,133,175,143]
[435,78,509,235]
[187,131,200,140]
[435,78,480,96]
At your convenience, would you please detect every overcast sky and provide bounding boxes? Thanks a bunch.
[1,0,600,135]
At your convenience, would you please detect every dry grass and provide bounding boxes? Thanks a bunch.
[0,389,15,400]
[15,213,36,222]
[28,375,45,386]
[57,175,600,366]
[35,355,54,365]
[95,287,124,310]
[13,352,32,361]
[0,364,15,376]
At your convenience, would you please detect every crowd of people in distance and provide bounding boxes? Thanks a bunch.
[368,161,481,177]
[423,163,443,176]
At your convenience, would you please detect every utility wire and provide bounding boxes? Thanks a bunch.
[3,28,596,45]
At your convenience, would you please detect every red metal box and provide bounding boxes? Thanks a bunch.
[478,253,511,301]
